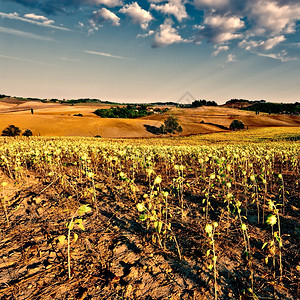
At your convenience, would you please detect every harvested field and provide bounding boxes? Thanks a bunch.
[0,98,299,137]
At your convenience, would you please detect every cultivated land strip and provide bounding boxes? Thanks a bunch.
[0,130,299,299]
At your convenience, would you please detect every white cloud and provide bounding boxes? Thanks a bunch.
[211,32,243,44]
[150,0,188,22]
[61,57,80,62]
[137,30,155,38]
[152,18,186,47]
[0,12,70,31]
[88,28,95,35]
[227,53,236,62]
[90,0,123,7]
[43,20,55,25]
[88,8,120,32]
[85,50,134,60]
[204,15,244,32]
[119,2,153,29]
[212,45,229,55]
[7,12,18,17]
[254,51,297,62]
[101,8,120,25]
[202,14,244,43]
[192,0,300,61]
[3,0,300,58]
[92,8,120,26]
[23,13,54,25]
[193,24,205,30]
[0,26,54,41]
[239,35,286,51]
[194,0,229,9]
[239,39,259,51]
[248,0,300,36]
[24,13,48,21]
[3,0,124,14]
[260,35,286,50]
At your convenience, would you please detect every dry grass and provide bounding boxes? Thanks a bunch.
[0,99,299,137]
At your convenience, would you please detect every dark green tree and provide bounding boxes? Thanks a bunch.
[160,116,182,134]
[23,129,33,137]
[1,125,21,137]
[94,105,152,118]
[229,120,245,131]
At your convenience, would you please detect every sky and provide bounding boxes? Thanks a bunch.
[0,0,300,104]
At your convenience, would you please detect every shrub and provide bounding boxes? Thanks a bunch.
[229,120,245,131]
[94,105,153,119]
[23,129,33,137]
[1,125,21,137]
[160,124,166,134]
[160,116,182,134]
[245,102,300,115]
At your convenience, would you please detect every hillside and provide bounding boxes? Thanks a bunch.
[0,97,299,137]
[221,99,265,109]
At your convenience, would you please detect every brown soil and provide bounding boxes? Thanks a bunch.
[0,157,299,299]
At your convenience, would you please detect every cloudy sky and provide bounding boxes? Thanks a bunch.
[0,0,300,103]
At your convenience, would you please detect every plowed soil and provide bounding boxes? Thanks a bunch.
[0,163,299,299]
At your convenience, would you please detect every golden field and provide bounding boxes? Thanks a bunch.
[1,97,300,137]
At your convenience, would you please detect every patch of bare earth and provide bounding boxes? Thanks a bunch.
[0,166,299,299]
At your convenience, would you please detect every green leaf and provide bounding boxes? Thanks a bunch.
[78,205,92,216]
[157,221,163,234]
[67,221,74,230]
[74,233,78,243]
[139,214,147,221]
[136,203,145,212]
[58,235,66,245]
[75,218,85,231]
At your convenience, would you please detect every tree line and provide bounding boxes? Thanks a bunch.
[1,125,32,137]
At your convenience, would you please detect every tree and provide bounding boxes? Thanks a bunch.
[23,129,33,137]
[160,116,182,134]
[1,125,21,137]
[229,120,245,131]
[94,105,152,119]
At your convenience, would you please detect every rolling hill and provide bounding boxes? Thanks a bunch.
[0,97,299,138]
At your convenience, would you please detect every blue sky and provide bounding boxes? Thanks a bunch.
[0,0,300,104]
